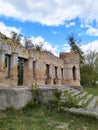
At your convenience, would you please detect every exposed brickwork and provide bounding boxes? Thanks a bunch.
[0,32,80,87]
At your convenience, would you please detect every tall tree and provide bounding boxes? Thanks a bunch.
[95,55,98,73]
[67,34,84,64]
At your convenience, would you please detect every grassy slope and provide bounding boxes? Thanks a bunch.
[84,86,98,96]
[0,105,98,130]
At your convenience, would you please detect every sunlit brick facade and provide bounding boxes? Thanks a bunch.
[0,32,80,87]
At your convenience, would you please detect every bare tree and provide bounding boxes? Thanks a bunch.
[35,42,43,51]
[24,38,34,49]
[10,31,22,44]
[84,50,98,66]
[81,50,98,87]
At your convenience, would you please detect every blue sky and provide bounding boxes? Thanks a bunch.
[0,0,98,55]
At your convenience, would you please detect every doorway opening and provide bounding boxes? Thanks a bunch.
[72,66,76,80]
[18,57,25,85]
[5,54,11,78]
[46,64,50,78]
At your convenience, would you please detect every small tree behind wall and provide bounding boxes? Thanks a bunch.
[80,51,98,87]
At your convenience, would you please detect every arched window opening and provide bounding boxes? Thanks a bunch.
[72,66,76,80]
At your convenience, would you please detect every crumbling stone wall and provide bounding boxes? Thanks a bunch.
[0,32,80,87]
[60,52,80,87]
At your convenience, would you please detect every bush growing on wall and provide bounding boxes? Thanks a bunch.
[59,90,79,108]
[48,89,80,111]
[48,89,62,111]
[27,83,39,108]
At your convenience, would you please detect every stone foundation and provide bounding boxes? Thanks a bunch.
[0,85,83,110]
[0,87,32,110]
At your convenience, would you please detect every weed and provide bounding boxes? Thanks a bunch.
[0,105,98,130]
[59,91,80,108]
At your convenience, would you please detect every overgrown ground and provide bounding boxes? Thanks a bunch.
[84,86,98,96]
[0,104,98,130]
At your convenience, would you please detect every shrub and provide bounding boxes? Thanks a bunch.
[59,91,79,108]
[28,83,39,107]
[48,89,62,111]
[48,89,80,111]
[54,89,62,99]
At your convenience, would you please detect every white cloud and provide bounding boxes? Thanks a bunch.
[0,21,58,55]
[62,43,70,52]
[51,31,59,35]
[81,40,98,52]
[1,20,98,56]
[30,36,59,55]
[0,0,21,18]
[0,22,21,37]
[0,0,98,26]
[65,22,75,28]
[62,40,98,54]
[86,27,98,36]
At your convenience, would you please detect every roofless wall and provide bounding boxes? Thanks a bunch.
[0,32,80,88]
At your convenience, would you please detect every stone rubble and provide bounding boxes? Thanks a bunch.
[60,87,98,119]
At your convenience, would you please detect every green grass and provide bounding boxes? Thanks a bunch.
[83,86,98,96]
[0,104,98,130]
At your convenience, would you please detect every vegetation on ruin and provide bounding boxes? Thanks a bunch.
[67,33,84,64]
[11,31,22,44]
[59,90,80,108]
[10,31,45,51]
[0,104,98,130]
[48,89,80,111]
[24,37,34,49]
[84,86,98,96]
[67,34,98,87]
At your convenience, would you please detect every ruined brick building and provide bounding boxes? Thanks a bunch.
[0,32,80,88]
